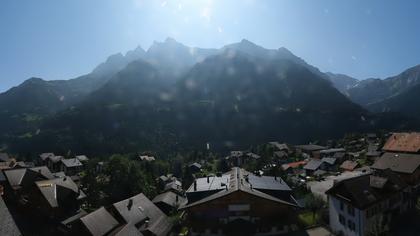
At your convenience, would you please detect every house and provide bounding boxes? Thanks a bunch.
[226,151,261,167]
[164,180,183,194]
[139,155,156,162]
[47,155,64,172]
[109,193,173,236]
[371,152,420,187]
[189,163,202,174]
[295,144,326,158]
[382,132,420,153]
[326,170,410,236]
[38,153,55,166]
[340,160,359,172]
[60,158,83,176]
[152,191,187,214]
[181,167,299,235]
[3,166,54,192]
[75,155,89,162]
[34,176,86,218]
[303,159,323,176]
[320,157,338,171]
[319,148,346,158]
[0,153,11,162]
[78,207,120,236]
[268,142,292,153]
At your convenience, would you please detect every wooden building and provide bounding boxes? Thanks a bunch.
[181,167,299,235]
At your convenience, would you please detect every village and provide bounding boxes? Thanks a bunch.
[1,132,420,236]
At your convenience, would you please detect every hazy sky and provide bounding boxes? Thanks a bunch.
[1,0,420,92]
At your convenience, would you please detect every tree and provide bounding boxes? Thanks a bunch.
[305,193,325,222]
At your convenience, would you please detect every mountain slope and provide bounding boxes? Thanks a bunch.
[347,64,420,106]
[325,72,358,94]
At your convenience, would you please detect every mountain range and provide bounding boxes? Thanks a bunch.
[1,38,418,155]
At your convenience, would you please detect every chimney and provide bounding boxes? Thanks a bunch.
[145,220,150,228]
[207,176,210,183]
[127,199,133,210]
[176,195,179,203]
[193,180,197,191]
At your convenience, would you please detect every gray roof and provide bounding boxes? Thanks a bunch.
[182,168,298,210]
[269,142,290,151]
[296,144,326,152]
[80,207,119,236]
[153,191,187,208]
[326,170,408,209]
[49,155,64,163]
[186,174,230,193]
[303,159,323,170]
[112,193,172,236]
[274,151,288,158]
[321,157,336,165]
[0,196,21,236]
[189,162,202,169]
[246,152,261,159]
[35,176,84,208]
[0,153,10,162]
[39,153,54,161]
[319,148,345,154]
[3,166,54,189]
[61,158,83,168]
[75,155,89,162]
[372,152,420,174]
[110,224,144,236]
[246,173,291,191]
[230,151,244,157]
[61,209,88,226]
[164,180,183,192]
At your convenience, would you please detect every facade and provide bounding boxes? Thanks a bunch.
[60,158,83,176]
[326,170,410,236]
[181,167,299,236]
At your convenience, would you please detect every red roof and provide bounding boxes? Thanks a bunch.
[383,132,420,153]
[285,161,307,169]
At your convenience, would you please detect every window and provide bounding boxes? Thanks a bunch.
[339,214,346,226]
[347,205,355,216]
[348,220,356,231]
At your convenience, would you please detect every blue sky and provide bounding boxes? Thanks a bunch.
[1,0,420,92]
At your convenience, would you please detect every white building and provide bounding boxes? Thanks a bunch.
[326,170,410,236]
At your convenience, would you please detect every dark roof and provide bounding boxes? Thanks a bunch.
[49,155,64,163]
[112,193,172,236]
[303,159,323,170]
[186,174,230,193]
[326,170,408,209]
[295,144,326,152]
[3,166,54,189]
[182,168,298,210]
[340,161,359,171]
[274,151,288,158]
[35,176,84,208]
[0,196,21,236]
[372,152,420,174]
[164,180,183,192]
[61,209,88,226]
[333,152,346,159]
[80,207,119,236]
[0,153,10,162]
[153,191,187,208]
[230,151,244,157]
[61,158,83,168]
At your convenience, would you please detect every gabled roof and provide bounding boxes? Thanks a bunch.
[61,158,83,168]
[3,166,54,189]
[112,193,172,236]
[246,152,261,159]
[75,155,89,162]
[230,151,244,157]
[383,132,420,153]
[49,155,64,163]
[39,153,55,161]
[80,207,119,236]
[153,191,187,208]
[303,159,323,170]
[340,160,359,171]
[35,176,84,208]
[319,148,345,154]
[109,224,144,236]
[189,162,202,169]
[274,151,288,158]
[139,155,155,162]
[326,170,408,209]
[164,180,182,192]
[371,152,420,174]
[182,168,298,209]
[269,142,290,151]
